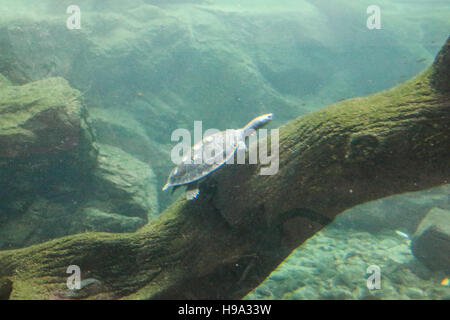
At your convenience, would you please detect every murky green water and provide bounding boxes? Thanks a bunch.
[0,0,449,300]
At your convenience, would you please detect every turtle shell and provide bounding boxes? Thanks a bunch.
[164,129,243,189]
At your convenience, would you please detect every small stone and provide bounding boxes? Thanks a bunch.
[411,207,450,272]
[320,287,353,300]
[405,287,424,299]
[255,286,271,298]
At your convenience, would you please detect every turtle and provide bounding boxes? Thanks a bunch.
[162,113,273,200]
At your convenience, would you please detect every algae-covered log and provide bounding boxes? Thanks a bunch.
[0,38,449,300]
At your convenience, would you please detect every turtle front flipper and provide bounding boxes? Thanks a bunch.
[185,182,200,200]
[171,185,180,195]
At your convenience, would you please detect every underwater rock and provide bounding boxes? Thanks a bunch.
[0,76,97,248]
[89,107,160,164]
[0,3,304,145]
[333,185,450,234]
[0,21,90,85]
[411,207,450,273]
[431,36,450,93]
[63,278,104,299]
[91,143,159,221]
[0,143,159,249]
[49,278,114,300]
[0,77,158,249]
[88,107,172,209]
[404,287,425,299]
[0,77,94,158]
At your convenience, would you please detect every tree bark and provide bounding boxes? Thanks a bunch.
[0,38,449,300]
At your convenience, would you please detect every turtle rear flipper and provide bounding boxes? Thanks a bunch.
[186,183,200,200]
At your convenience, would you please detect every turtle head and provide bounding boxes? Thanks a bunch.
[243,113,273,134]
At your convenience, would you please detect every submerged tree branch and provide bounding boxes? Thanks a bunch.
[0,38,449,300]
